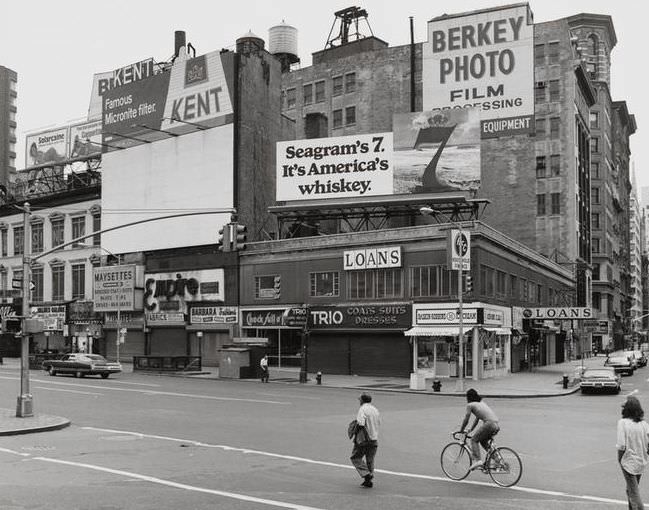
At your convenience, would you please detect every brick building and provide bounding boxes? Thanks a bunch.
[0,66,17,187]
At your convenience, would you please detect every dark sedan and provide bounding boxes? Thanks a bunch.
[580,367,621,394]
[42,353,122,378]
[604,355,635,376]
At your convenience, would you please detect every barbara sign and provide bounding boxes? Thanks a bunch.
[276,133,393,201]
[423,4,534,138]
[344,246,401,270]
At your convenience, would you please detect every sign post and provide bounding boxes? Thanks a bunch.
[17,202,33,417]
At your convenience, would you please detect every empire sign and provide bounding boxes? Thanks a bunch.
[522,307,592,320]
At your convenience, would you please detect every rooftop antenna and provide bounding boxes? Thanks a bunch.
[325,6,373,48]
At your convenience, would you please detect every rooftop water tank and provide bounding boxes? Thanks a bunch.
[236,30,265,55]
[269,21,299,72]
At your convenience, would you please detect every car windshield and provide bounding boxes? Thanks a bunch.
[85,355,107,361]
[584,369,614,377]
[607,357,628,363]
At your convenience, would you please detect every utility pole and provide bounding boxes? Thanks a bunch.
[17,202,32,417]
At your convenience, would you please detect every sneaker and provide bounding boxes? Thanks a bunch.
[470,460,483,470]
[360,480,374,488]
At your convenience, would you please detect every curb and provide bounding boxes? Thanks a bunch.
[0,417,71,437]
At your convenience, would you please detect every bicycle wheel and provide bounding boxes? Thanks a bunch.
[486,447,522,487]
[440,442,472,480]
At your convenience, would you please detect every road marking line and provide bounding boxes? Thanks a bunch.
[32,456,325,510]
[82,427,630,506]
[0,447,31,457]
[33,386,103,396]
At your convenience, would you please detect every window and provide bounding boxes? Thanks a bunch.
[345,72,356,93]
[592,292,601,310]
[286,88,296,109]
[333,109,343,129]
[592,162,600,179]
[534,44,545,66]
[347,269,403,299]
[72,216,85,245]
[536,156,546,178]
[315,80,325,103]
[592,237,600,254]
[303,83,313,105]
[92,215,101,246]
[72,263,85,299]
[591,137,599,153]
[537,284,543,304]
[51,264,65,301]
[509,275,517,296]
[1,229,6,257]
[550,154,560,176]
[590,112,599,129]
[592,263,601,280]
[592,187,600,204]
[537,194,546,215]
[410,266,459,297]
[345,106,356,125]
[548,42,560,64]
[592,213,600,229]
[13,226,23,256]
[550,193,561,214]
[549,80,560,102]
[496,271,507,296]
[333,76,343,96]
[535,118,546,137]
[50,217,64,249]
[519,278,527,302]
[310,271,340,297]
[479,265,495,297]
[535,83,545,104]
[31,222,43,254]
[31,266,43,302]
[255,275,280,300]
[550,117,560,139]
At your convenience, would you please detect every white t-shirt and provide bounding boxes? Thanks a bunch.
[357,403,380,441]
[616,418,649,475]
[260,357,268,369]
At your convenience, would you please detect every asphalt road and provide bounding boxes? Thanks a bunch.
[0,363,646,509]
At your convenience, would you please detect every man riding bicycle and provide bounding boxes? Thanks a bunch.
[459,388,500,470]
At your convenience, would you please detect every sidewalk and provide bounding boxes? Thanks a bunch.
[0,355,606,436]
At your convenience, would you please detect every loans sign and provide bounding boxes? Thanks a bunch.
[522,307,593,320]
[422,4,534,138]
[276,133,393,201]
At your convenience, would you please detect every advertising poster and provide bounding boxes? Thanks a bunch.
[161,51,235,132]
[69,119,103,158]
[93,264,137,313]
[422,4,534,138]
[393,109,480,194]
[102,71,171,149]
[276,132,393,201]
[143,269,224,315]
[25,127,69,167]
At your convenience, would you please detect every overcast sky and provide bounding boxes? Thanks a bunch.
[2,0,644,191]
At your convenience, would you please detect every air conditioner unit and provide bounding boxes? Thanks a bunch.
[535,81,546,88]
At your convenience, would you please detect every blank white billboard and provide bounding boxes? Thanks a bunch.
[101,125,233,253]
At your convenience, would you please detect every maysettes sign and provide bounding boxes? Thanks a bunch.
[423,4,534,138]
[93,264,140,313]
[344,246,401,271]
[522,307,593,320]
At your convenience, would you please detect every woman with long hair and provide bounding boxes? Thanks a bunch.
[617,395,649,509]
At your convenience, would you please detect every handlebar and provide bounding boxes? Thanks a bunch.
[453,431,470,441]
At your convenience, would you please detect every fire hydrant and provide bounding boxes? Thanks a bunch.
[562,374,569,389]
[316,371,322,385]
[432,379,442,392]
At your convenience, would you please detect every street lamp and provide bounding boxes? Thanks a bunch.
[420,206,466,393]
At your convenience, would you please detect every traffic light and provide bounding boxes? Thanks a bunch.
[234,223,247,251]
[273,275,281,299]
[464,274,473,294]
[2,317,21,334]
[218,223,232,252]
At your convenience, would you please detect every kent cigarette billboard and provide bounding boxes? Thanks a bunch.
[422,4,534,138]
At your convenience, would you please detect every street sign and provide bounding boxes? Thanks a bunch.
[11,278,22,290]
[29,281,35,291]
[448,229,471,271]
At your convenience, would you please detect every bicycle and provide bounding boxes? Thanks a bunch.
[440,431,522,487]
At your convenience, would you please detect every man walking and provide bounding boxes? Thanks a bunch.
[350,393,380,488]
[260,354,269,383]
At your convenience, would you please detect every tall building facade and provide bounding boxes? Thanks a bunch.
[630,181,643,342]
[0,66,17,187]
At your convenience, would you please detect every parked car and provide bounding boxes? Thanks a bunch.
[42,353,122,378]
[604,355,635,376]
[633,350,647,368]
[624,351,639,370]
[580,367,621,394]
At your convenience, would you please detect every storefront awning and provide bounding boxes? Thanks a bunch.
[482,327,512,335]
[404,326,462,337]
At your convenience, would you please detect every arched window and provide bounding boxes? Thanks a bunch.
[586,34,599,78]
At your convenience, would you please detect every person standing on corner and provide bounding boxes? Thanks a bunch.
[616,395,649,509]
[260,354,269,383]
[350,393,380,488]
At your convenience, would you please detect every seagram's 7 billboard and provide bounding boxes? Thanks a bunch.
[422,4,534,138]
